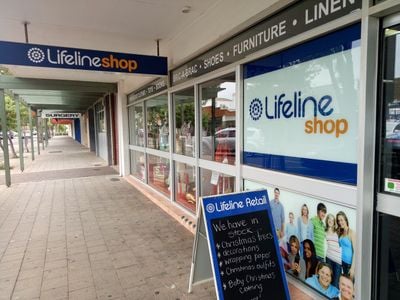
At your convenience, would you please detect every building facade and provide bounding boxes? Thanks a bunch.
[120,0,400,299]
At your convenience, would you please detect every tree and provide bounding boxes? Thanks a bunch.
[0,93,30,157]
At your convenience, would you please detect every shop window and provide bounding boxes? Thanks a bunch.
[95,101,106,133]
[146,94,169,151]
[175,162,196,212]
[200,168,235,197]
[130,150,145,181]
[199,74,236,165]
[379,23,400,194]
[243,24,361,185]
[147,154,170,196]
[173,87,195,157]
[128,104,144,146]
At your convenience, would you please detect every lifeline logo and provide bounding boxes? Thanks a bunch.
[205,195,267,214]
[249,90,349,138]
[26,46,138,73]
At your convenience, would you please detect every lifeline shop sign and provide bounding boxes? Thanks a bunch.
[171,0,361,85]
[0,41,168,76]
[243,24,360,185]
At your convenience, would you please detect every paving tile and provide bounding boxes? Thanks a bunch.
[69,286,97,300]
[44,258,67,271]
[43,267,67,281]
[41,275,67,291]
[95,284,126,300]
[0,277,16,300]
[18,267,44,281]
[39,286,68,300]
[11,288,41,300]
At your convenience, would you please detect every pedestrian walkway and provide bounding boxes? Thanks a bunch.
[0,137,312,299]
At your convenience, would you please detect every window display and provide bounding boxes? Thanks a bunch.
[128,104,144,146]
[147,154,170,196]
[200,168,235,197]
[146,94,169,151]
[173,87,195,157]
[130,150,145,181]
[199,74,236,165]
[175,162,196,212]
[95,101,105,133]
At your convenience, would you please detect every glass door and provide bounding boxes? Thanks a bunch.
[375,13,400,300]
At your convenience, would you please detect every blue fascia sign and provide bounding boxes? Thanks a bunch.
[0,41,168,76]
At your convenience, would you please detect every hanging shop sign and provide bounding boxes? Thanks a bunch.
[50,118,73,125]
[44,112,81,118]
[198,190,289,300]
[128,77,168,103]
[171,0,361,85]
[243,24,360,185]
[0,41,168,76]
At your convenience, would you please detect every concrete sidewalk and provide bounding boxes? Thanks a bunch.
[0,137,312,299]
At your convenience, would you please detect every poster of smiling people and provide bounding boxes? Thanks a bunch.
[244,180,356,299]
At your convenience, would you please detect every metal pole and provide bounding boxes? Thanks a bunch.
[36,117,40,155]
[0,89,11,186]
[28,108,34,160]
[41,119,44,151]
[45,118,48,147]
[15,97,24,172]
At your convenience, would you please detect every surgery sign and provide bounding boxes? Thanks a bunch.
[243,24,360,185]
[0,41,167,76]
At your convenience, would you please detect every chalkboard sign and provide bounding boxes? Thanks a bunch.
[202,190,290,300]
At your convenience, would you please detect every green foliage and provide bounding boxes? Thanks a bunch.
[1,93,30,131]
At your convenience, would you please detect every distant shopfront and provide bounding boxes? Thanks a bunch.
[125,1,400,299]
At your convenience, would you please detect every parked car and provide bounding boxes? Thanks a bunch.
[385,121,400,149]
[201,127,236,163]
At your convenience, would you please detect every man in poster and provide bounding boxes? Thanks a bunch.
[270,187,285,239]
[311,202,327,262]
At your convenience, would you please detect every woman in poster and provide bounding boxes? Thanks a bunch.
[303,239,319,279]
[325,213,342,288]
[305,262,339,298]
[287,235,306,280]
[297,204,314,250]
[337,211,356,279]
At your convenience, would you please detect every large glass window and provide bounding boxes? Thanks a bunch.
[146,94,169,151]
[147,154,170,196]
[243,24,360,185]
[379,23,400,194]
[200,168,235,197]
[95,101,106,133]
[173,87,195,157]
[374,19,400,300]
[128,104,144,146]
[375,213,400,299]
[130,150,145,181]
[199,74,236,164]
[175,162,196,212]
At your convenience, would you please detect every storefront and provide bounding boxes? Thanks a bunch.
[125,0,400,299]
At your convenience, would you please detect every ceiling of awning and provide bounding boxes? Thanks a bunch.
[0,75,117,112]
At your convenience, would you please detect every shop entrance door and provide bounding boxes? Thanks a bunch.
[375,13,400,300]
